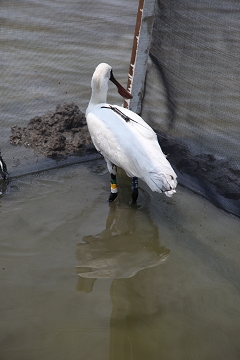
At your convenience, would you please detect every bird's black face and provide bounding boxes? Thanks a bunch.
[109,70,133,100]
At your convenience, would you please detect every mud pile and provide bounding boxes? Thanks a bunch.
[10,103,95,157]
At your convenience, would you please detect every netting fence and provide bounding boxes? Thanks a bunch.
[142,0,240,216]
[1,0,137,178]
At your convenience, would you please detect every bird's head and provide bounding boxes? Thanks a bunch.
[92,63,132,100]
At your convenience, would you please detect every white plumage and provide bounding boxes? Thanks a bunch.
[86,63,177,198]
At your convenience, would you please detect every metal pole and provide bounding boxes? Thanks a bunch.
[124,0,156,114]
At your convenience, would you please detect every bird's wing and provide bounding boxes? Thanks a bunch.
[87,106,141,175]
[113,105,156,140]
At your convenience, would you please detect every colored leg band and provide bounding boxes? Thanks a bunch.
[132,177,138,190]
[111,183,118,193]
[110,174,118,193]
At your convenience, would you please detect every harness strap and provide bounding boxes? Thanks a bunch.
[101,105,131,122]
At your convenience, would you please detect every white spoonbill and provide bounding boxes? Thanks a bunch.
[86,63,177,203]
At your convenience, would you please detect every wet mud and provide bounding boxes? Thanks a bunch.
[10,103,95,157]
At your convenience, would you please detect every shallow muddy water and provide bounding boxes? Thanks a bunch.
[1,159,240,360]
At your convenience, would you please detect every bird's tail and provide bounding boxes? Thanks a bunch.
[144,171,177,197]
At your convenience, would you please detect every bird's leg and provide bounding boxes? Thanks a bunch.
[109,172,118,202]
[131,177,138,204]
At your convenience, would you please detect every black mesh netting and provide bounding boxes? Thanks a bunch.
[0,0,136,187]
[142,0,240,217]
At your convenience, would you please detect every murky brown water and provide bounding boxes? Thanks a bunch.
[1,160,240,360]
[1,0,240,359]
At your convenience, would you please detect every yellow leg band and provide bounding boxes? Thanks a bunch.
[111,183,118,193]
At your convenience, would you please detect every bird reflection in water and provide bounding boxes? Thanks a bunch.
[75,182,171,360]
[75,198,170,293]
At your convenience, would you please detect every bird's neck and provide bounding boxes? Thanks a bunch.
[89,88,107,106]
[88,76,108,106]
